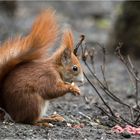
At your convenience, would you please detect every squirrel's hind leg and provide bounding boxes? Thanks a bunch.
[37,114,65,123]
[34,114,65,127]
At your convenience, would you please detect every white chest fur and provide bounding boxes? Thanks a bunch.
[40,101,49,117]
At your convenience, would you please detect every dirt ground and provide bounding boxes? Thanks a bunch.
[1,1,140,140]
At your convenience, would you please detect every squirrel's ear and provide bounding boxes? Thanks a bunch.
[61,47,71,65]
[62,29,74,51]
[60,29,74,65]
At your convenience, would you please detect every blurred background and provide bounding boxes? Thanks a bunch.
[0,1,140,58]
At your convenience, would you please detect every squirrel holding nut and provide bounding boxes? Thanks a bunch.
[0,9,84,126]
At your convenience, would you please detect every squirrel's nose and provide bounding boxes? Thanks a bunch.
[75,72,84,83]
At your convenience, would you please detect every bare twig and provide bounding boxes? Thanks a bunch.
[135,71,139,107]
[130,107,134,122]
[84,60,139,112]
[135,113,140,125]
[74,35,85,56]
[0,107,14,123]
[116,46,140,108]
[75,35,140,128]
[127,56,139,107]
[101,65,108,89]
[95,104,123,126]
[99,44,108,89]
[119,115,138,127]
[83,72,115,117]
[115,45,140,82]
[88,48,95,72]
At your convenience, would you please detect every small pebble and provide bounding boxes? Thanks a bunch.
[121,132,131,138]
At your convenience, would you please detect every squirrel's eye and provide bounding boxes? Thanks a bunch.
[72,65,78,72]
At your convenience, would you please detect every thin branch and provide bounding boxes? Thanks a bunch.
[130,107,134,122]
[88,48,96,73]
[75,36,140,127]
[119,115,138,127]
[135,113,140,125]
[135,71,139,107]
[83,72,115,117]
[74,35,85,56]
[115,45,140,82]
[84,60,139,112]
[0,107,14,123]
[96,43,109,88]
[95,104,123,126]
[101,65,108,89]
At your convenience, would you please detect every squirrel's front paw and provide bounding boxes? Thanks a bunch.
[69,82,80,96]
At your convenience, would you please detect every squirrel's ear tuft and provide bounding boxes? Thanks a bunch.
[60,28,74,65]
[62,29,74,51]
[61,47,71,65]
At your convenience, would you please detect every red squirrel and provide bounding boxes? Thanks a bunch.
[0,9,84,126]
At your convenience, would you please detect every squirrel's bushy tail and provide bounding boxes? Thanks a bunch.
[0,9,58,82]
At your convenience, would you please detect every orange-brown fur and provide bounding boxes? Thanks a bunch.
[0,9,83,124]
